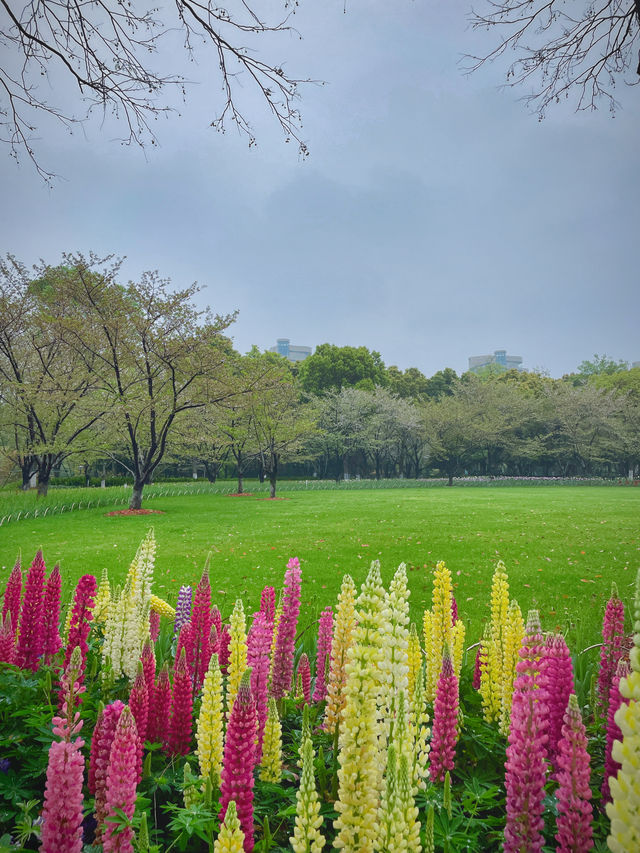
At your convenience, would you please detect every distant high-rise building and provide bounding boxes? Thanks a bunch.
[468,349,523,373]
[269,338,312,362]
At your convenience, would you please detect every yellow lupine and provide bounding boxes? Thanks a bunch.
[196,654,224,787]
[409,665,430,794]
[226,599,247,718]
[333,562,387,851]
[423,561,453,701]
[499,599,524,735]
[480,562,511,724]
[290,736,325,853]
[92,567,111,624]
[150,594,175,620]
[214,800,244,853]
[324,574,357,734]
[606,566,640,853]
[407,623,422,697]
[260,697,282,783]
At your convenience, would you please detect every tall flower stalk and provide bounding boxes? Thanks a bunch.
[312,606,333,703]
[15,550,46,670]
[555,695,593,853]
[197,654,225,787]
[598,584,626,717]
[270,557,302,701]
[103,706,139,853]
[324,574,357,734]
[429,650,459,783]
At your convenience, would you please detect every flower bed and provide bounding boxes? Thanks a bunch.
[0,531,638,851]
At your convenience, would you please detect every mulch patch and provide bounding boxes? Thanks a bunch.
[105,509,165,517]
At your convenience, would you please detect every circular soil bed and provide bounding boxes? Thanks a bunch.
[105,509,165,517]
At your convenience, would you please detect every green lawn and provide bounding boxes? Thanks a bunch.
[1,485,638,647]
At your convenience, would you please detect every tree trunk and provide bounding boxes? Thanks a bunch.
[129,482,144,510]
[37,475,50,497]
[237,473,243,494]
[21,463,32,490]
[269,473,277,498]
[204,461,218,483]
[447,472,454,486]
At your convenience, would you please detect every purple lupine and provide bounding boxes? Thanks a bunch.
[173,585,193,638]
[219,670,258,852]
[43,564,63,664]
[1,558,21,635]
[601,658,631,805]
[429,651,460,782]
[539,633,575,772]
[451,594,458,626]
[270,557,302,701]
[247,610,272,757]
[597,585,625,716]
[555,695,594,853]
[504,611,548,853]
[15,550,46,670]
[312,606,333,703]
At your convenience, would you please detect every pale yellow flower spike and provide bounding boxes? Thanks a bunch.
[196,654,224,787]
[214,800,245,853]
[499,599,524,735]
[150,594,175,620]
[606,566,640,853]
[226,599,248,719]
[407,623,422,698]
[260,697,282,783]
[92,567,111,624]
[452,619,466,680]
[324,574,357,735]
[290,737,325,853]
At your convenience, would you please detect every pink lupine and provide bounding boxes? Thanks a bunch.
[601,658,631,805]
[166,648,193,756]
[43,564,63,664]
[1,558,21,634]
[148,664,171,744]
[504,610,548,853]
[220,670,258,852]
[129,666,148,781]
[141,638,156,710]
[0,614,15,664]
[429,651,460,782]
[555,695,593,853]
[149,609,160,643]
[539,633,575,771]
[62,574,97,697]
[40,650,86,853]
[597,585,625,716]
[103,706,139,853]
[260,586,275,623]
[270,557,302,701]
[451,594,458,626]
[209,623,219,657]
[473,644,482,690]
[312,606,333,703]
[175,620,194,678]
[211,605,222,644]
[15,550,46,670]
[219,623,231,675]
[297,653,312,705]
[89,700,125,842]
[190,567,213,691]
[247,610,272,756]
[40,739,85,852]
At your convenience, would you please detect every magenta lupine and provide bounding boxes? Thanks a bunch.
[451,594,458,625]
[210,623,219,658]
[103,706,139,853]
[129,666,148,781]
[175,621,194,678]
[270,557,302,701]
[555,695,594,853]
[312,606,333,703]
[42,564,63,664]
[504,611,548,853]
[429,651,460,783]
[190,568,213,691]
[297,653,312,705]
[260,586,275,623]
[40,650,86,853]
[220,670,258,852]
[149,609,160,643]
[211,605,222,643]
[597,585,626,716]
[15,550,46,670]
[0,614,15,664]
[89,700,125,842]
[539,633,575,771]
[148,664,171,744]
[166,648,193,756]
[141,638,156,711]
[62,574,97,695]
[602,658,631,805]
[1,558,21,634]
[173,585,193,638]
[247,610,272,756]
[473,645,482,690]
[219,623,231,675]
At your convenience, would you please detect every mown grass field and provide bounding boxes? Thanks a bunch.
[1,485,638,647]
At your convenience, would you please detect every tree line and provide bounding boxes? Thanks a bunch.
[1,254,638,507]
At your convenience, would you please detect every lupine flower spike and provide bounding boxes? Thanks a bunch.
[271,557,302,701]
[1,558,21,634]
[191,562,213,691]
[539,633,575,771]
[324,574,357,734]
[602,658,631,805]
[197,654,225,787]
[62,574,97,701]
[312,606,333,703]
[260,697,282,783]
[291,735,325,852]
[15,550,46,670]
[167,647,193,756]
[227,599,248,717]
[220,669,258,852]
[103,706,139,853]
[148,663,171,745]
[214,800,245,853]
[598,584,626,717]
[606,566,640,853]
[297,653,312,705]
[128,663,148,780]
[555,694,593,853]
[149,609,160,643]
[0,613,15,664]
[429,648,459,783]
[89,700,125,843]
[42,564,63,663]
[247,610,272,755]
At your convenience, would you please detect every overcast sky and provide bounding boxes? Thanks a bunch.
[1,0,638,378]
